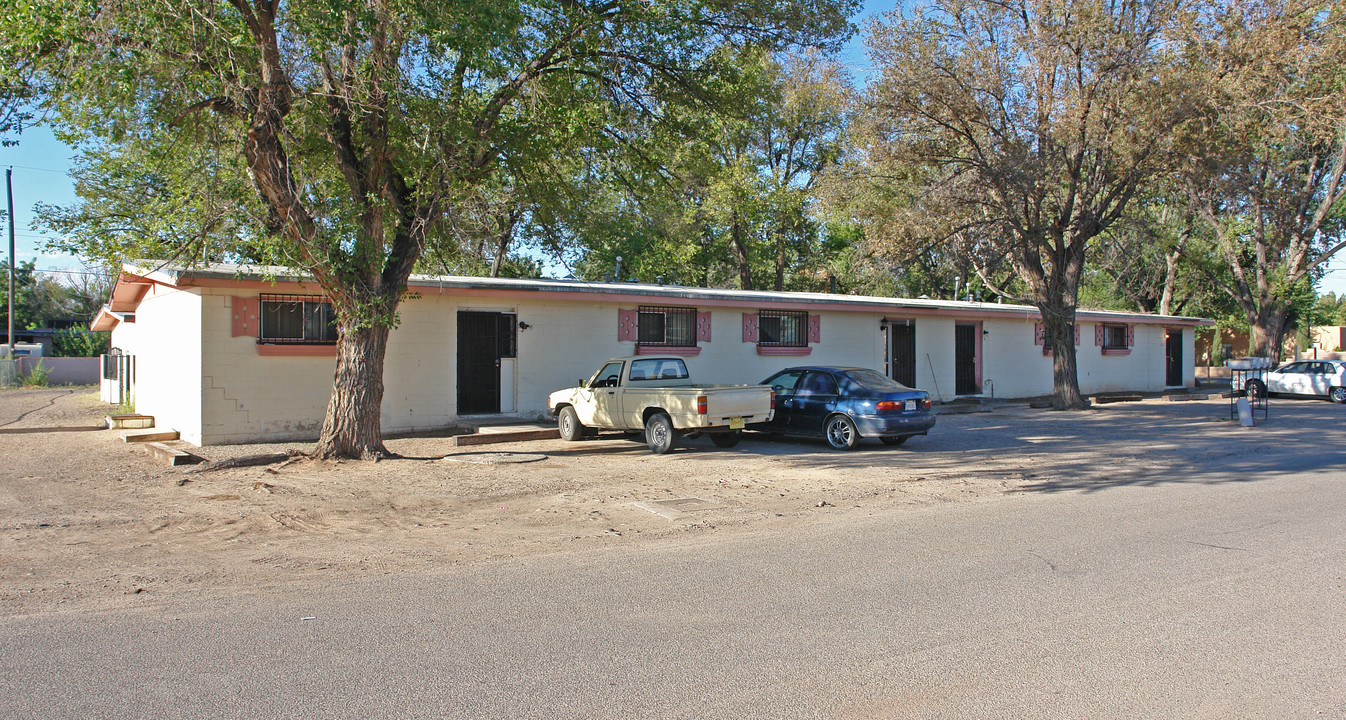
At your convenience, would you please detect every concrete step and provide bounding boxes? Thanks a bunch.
[450,425,559,447]
[106,414,154,430]
[1163,393,1211,402]
[145,441,201,466]
[122,428,180,443]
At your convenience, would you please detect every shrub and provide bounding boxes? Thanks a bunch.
[22,362,52,387]
[52,328,110,357]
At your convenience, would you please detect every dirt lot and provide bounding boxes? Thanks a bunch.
[0,386,1301,618]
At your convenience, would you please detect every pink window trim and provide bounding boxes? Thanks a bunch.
[257,343,337,357]
[1101,348,1132,356]
[696,311,712,342]
[636,345,701,356]
[617,308,638,342]
[757,346,812,356]
[1036,323,1081,350]
[742,313,759,343]
[232,297,259,337]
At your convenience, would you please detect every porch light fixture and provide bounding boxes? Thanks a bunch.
[518,321,531,331]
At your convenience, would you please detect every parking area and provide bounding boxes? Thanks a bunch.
[3,387,1344,617]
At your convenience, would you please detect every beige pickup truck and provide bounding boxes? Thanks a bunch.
[547,356,775,454]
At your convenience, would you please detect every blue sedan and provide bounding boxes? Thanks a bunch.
[753,366,936,450]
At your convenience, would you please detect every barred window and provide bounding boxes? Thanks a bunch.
[638,306,696,347]
[260,294,337,344]
[758,310,807,347]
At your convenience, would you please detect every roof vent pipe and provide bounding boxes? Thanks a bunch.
[614,255,622,282]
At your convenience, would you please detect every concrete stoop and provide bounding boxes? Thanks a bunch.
[106,414,154,430]
[450,424,560,447]
[121,428,179,443]
[144,440,203,466]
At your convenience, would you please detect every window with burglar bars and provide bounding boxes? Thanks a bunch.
[259,294,338,344]
[638,306,696,347]
[757,310,808,347]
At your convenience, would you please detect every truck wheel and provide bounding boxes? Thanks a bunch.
[824,414,860,450]
[645,413,677,454]
[710,430,742,448]
[557,406,585,442]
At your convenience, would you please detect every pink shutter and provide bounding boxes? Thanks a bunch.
[1095,325,1105,346]
[617,309,637,342]
[807,315,821,343]
[1034,323,1045,346]
[1126,325,1134,347]
[742,313,759,343]
[697,311,712,342]
[232,297,259,337]
[1075,325,1081,346]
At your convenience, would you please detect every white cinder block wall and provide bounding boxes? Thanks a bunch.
[112,284,205,444]
[107,267,1208,445]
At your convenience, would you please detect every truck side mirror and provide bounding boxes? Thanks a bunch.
[578,379,586,388]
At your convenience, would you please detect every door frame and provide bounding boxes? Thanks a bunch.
[1164,328,1184,387]
[456,308,517,415]
[887,318,917,388]
[954,321,983,396]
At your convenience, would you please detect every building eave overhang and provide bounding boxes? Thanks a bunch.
[116,261,1215,328]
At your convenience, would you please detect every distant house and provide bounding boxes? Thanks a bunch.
[92,262,1212,446]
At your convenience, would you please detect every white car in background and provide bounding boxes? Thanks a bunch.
[1237,359,1346,403]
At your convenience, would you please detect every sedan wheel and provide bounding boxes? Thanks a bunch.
[1244,379,1266,400]
[824,414,860,450]
[1331,387,1346,404]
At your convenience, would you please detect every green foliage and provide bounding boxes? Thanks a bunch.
[2,260,114,332]
[51,327,109,357]
[21,361,51,387]
[17,0,860,454]
[537,48,856,292]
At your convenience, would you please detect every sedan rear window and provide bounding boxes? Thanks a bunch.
[842,368,910,391]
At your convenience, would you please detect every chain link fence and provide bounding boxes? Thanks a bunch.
[0,358,17,388]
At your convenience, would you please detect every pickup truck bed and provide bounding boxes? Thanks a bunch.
[548,356,775,454]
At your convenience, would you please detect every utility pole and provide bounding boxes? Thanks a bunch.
[6,167,14,356]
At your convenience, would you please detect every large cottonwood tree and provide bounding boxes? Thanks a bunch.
[24,0,856,458]
[857,0,1190,408]
[1178,0,1346,360]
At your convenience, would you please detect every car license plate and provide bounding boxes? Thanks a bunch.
[729,417,745,430]
[904,400,916,411]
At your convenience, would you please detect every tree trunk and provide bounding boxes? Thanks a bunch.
[1041,310,1087,409]
[773,225,786,292]
[316,323,391,459]
[1248,304,1290,363]
[731,209,753,290]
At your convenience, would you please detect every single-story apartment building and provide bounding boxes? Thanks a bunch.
[92,262,1212,446]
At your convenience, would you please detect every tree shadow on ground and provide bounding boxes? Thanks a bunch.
[682,398,1346,495]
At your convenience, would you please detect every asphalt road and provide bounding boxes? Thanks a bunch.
[4,458,1346,718]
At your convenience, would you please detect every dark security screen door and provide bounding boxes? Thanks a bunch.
[458,311,504,414]
[890,323,916,388]
[1166,330,1183,386]
[955,323,978,395]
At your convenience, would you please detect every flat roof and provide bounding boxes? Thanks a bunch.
[103,260,1213,327]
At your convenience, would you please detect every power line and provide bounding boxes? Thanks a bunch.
[3,163,73,176]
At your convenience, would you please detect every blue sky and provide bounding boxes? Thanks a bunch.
[5,0,1346,297]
